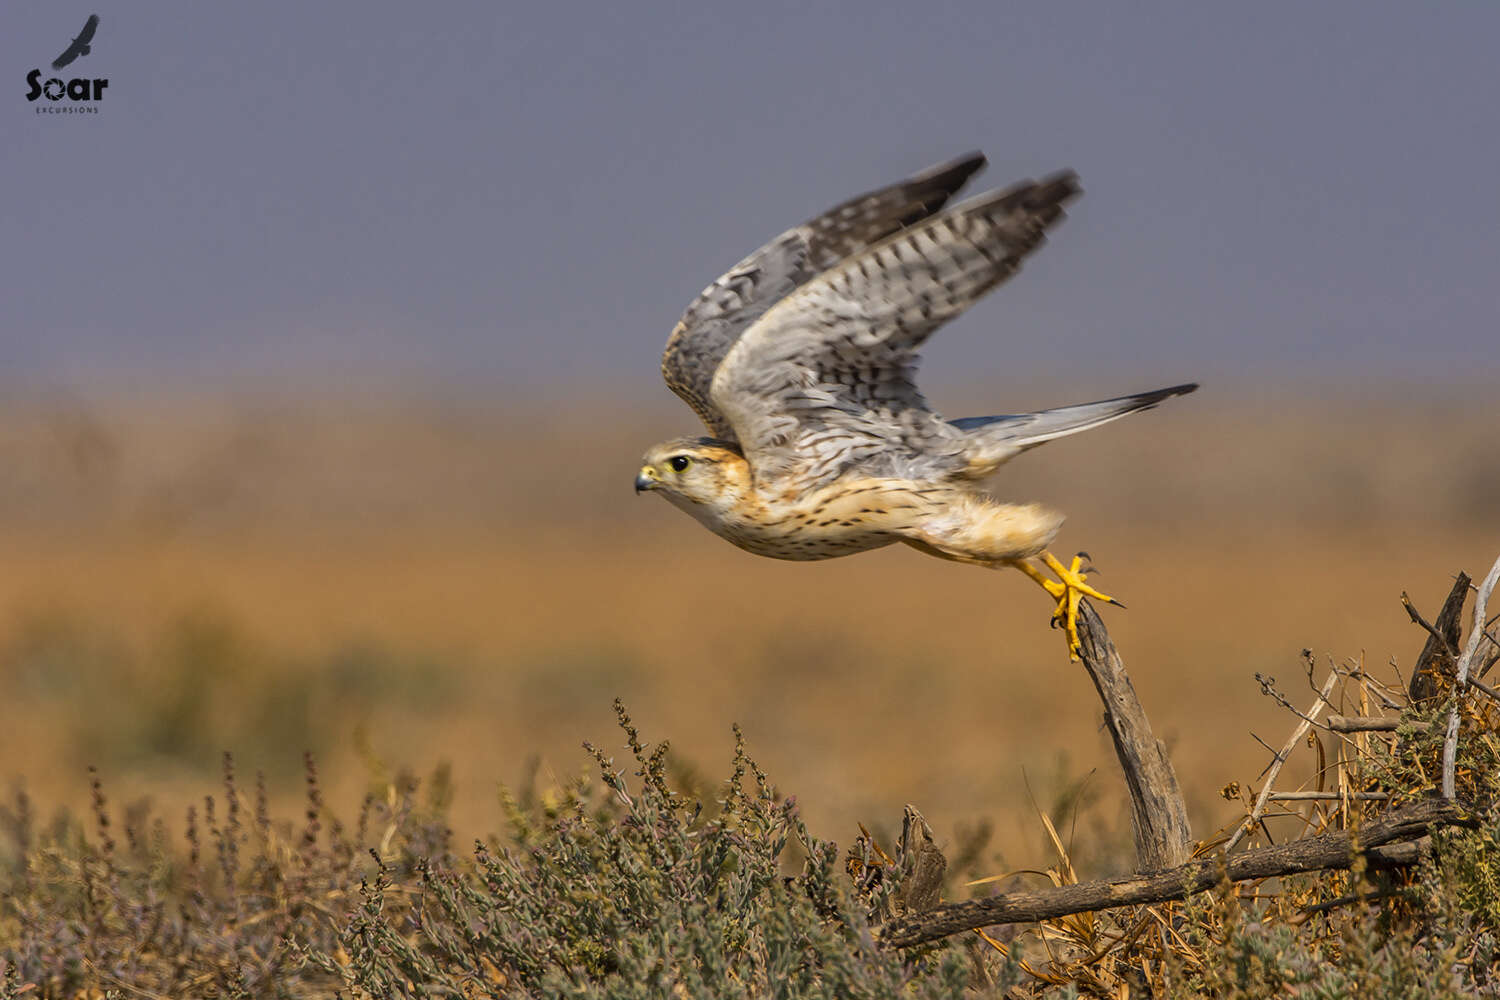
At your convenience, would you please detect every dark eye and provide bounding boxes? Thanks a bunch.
[668,455,691,472]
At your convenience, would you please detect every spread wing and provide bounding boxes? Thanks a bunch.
[709,172,1081,489]
[52,15,98,70]
[661,152,987,438]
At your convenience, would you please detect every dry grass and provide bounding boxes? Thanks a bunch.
[0,381,1493,873]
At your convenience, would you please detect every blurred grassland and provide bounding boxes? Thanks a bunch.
[0,380,1494,870]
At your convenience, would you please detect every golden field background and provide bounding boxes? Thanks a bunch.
[0,379,1495,871]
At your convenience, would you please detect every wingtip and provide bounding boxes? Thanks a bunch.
[1139,382,1199,407]
[1037,169,1083,202]
[915,150,988,186]
[949,150,989,172]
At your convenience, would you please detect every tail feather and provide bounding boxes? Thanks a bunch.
[952,382,1198,474]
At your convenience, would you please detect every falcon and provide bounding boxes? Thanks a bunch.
[635,151,1196,658]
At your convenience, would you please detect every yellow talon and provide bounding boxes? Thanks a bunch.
[1015,551,1122,660]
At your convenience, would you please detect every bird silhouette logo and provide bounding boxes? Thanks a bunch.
[51,14,100,71]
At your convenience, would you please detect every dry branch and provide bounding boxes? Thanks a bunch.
[1443,555,1500,799]
[1364,838,1428,868]
[1072,599,1193,870]
[1470,675,1500,704]
[879,798,1472,949]
[1267,791,1388,802]
[1326,715,1430,733]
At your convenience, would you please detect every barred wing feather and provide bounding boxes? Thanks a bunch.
[661,153,987,438]
[709,172,1081,489]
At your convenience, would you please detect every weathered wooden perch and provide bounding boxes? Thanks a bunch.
[1071,598,1194,871]
[879,797,1473,949]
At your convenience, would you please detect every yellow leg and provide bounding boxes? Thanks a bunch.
[1014,552,1122,660]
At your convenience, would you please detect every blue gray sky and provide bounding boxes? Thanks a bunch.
[6,2,1497,393]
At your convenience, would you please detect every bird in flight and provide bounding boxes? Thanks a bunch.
[636,152,1195,658]
[52,14,100,71]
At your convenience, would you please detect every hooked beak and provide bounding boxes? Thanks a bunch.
[634,466,658,494]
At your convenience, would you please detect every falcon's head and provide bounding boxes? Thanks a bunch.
[635,437,749,513]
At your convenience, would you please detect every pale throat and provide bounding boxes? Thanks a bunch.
[665,456,757,535]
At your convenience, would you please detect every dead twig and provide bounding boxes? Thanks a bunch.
[1256,671,1338,733]
[1267,791,1389,801]
[1289,888,1404,925]
[1226,667,1340,853]
[1325,715,1430,734]
[1468,675,1500,704]
[1403,589,1453,650]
